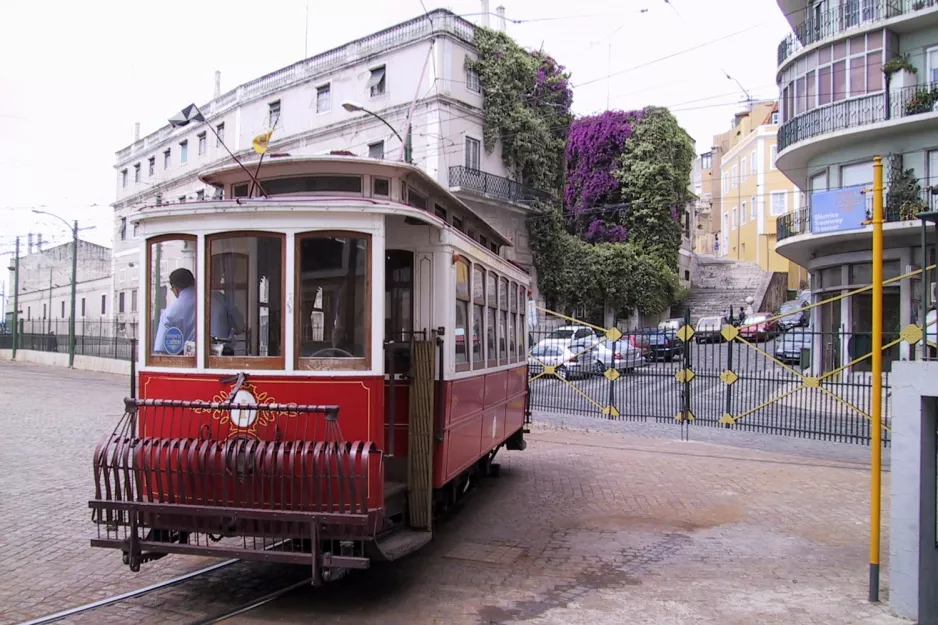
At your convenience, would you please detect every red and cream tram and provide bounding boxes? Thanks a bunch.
[90,155,530,582]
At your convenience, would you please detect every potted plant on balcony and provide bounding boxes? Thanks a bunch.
[903,85,938,115]
[913,1,925,10]
[886,166,927,221]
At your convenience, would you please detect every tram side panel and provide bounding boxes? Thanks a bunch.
[432,364,527,488]
[136,372,386,511]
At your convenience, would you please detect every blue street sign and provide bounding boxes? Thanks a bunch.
[810,185,867,234]
[164,327,184,355]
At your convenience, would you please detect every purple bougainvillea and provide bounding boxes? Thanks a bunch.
[584,221,629,243]
[531,52,573,110]
[563,109,643,241]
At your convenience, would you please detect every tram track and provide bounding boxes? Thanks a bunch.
[17,541,308,625]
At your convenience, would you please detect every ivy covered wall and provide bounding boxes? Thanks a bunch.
[469,28,694,323]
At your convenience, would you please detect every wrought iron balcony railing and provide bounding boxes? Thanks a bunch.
[448,166,555,205]
[777,0,904,67]
[777,184,938,242]
[777,83,938,153]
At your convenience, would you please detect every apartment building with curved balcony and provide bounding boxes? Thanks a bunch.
[773,0,938,371]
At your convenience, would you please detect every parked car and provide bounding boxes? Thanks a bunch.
[646,329,685,361]
[658,318,686,336]
[738,312,780,342]
[534,325,598,351]
[775,327,812,365]
[694,316,726,343]
[568,337,648,376]
[777,300,810,331]
[527,344,579,380]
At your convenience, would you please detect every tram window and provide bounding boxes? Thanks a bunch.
[373,177,390,197]
[262,175,362,196]
[472,264,485,368]
[407,189,428,210]
[455,258,470,369]
[518,285,526,357]
[297,233,370,369]
[147,236,197,367]
[498,277,508,361]
[509,280,517,361]
[486,271,497,366]
[207,233,284,366]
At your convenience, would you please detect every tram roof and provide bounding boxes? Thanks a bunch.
[164,154,514,248]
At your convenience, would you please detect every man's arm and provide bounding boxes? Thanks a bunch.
[153,308,169,352]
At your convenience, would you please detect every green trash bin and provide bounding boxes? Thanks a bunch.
[799,347,811,370]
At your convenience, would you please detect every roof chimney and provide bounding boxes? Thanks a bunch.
[481,0,490,27]
[495,5,506,31]
[36,233,43,252]
[27,233,33,254]
[134,122,140,141]
[214,70,222,99]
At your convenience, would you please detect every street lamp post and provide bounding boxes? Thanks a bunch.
[32,210,78,368]
[341,101,412,163]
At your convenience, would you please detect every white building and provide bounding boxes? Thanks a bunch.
[5,239,115,335]
[773,0,938,371]
[112,8,552,330]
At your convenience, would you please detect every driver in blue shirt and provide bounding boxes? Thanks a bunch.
[153,268,245,354]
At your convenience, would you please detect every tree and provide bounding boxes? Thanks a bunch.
[614,106,696,265]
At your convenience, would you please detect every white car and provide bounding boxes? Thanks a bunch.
[527,343,579,380]
[533,325,598,351]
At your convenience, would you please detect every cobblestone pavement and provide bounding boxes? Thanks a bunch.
[0,361,908,625]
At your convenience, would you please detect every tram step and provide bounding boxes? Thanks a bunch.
[371,528,432,562]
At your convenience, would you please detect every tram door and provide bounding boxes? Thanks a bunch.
[385,250,414,373]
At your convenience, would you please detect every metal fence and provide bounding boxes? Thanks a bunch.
[448,166,555,205]
[525,309,907,446]
[776,0,900,66]
[1,319,138,361]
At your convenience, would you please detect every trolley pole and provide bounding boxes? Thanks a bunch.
[12,237,20,358]
[869,155,884,603]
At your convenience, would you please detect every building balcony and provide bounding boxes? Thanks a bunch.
[776,0,938,69]
[775,185,938,265]
[447,166,555,207]
[776,83,938,177]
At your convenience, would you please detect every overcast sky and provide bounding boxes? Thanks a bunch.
[0,0,790,305]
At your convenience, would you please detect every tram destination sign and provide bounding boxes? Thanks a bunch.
[810,185,867,234]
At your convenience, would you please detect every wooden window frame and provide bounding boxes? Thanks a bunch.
[146,233,198,368]
[498,276,509,366]
[455,257,471,373]
[295,230,372,372]
[471,263,486,371]
[518,285,527,361]
[205,230,286,370]
[486,269,498,368]
[509,280,517,364]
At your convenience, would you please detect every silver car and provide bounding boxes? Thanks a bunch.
[568,337,647,376]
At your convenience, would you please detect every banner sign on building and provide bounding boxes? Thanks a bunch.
[810,185,868,234]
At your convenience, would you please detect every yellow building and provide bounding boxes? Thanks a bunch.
[717,102,808,292]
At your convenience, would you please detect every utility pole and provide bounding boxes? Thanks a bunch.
[32,210,83,367]
[68,220,77,367]
[869,155,884,603]
[12,237,19,358]
[47,266,53,334]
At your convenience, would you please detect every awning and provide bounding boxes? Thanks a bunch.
[366,67,385,89]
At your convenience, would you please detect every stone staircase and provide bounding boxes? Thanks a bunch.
[675,257,776,325]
